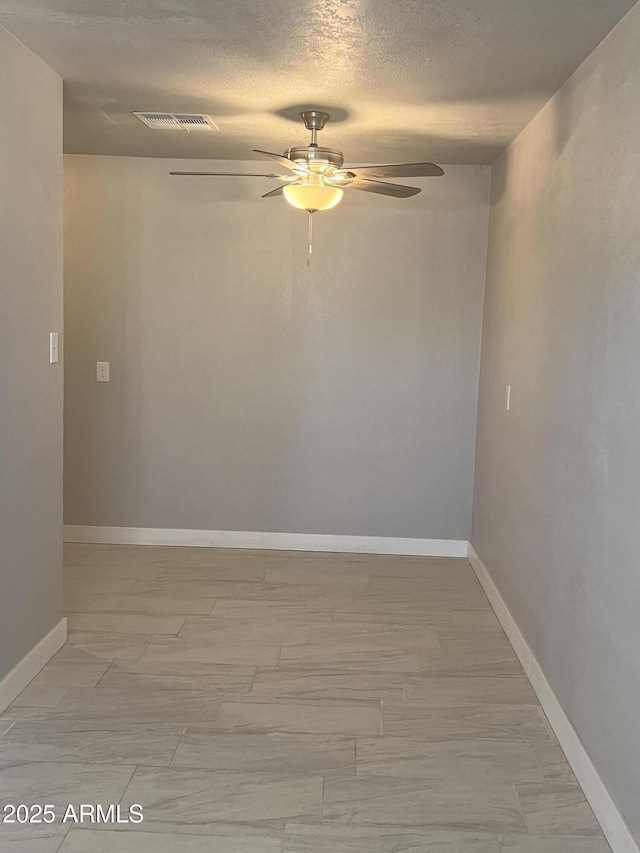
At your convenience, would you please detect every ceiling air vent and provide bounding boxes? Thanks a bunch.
[133,112,219,132]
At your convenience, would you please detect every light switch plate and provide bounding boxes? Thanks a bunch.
[97,361,110,382]
[505,385,512,412]
[49,332,59,364]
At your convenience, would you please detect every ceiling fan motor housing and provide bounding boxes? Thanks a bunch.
[284,146,344,170]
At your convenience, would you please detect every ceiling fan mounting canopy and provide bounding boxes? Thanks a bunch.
[300,110,330,132]
[170,109,444,211]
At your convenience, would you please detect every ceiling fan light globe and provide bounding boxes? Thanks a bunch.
[283,184,343,212]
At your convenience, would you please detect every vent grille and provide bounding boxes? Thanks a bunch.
[133,112,219,132]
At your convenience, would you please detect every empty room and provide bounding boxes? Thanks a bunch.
[1,1,639,851]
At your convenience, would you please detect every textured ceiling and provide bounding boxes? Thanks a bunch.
[0,0,637,164]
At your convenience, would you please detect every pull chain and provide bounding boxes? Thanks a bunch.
[307,211,313,267]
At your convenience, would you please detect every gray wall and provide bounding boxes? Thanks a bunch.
[0,27,63,679]
[472,2,640,840]
[64,156,490,539]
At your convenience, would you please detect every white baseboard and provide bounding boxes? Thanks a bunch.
[468,543,639,853]
[63,525,468,558]
[0,618,67,714]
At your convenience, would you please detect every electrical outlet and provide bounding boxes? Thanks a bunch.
[97,361,110,382]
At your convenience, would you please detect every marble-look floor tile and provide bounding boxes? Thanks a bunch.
[70,544,187,566]
[64,577,135,594]
[250,667,405,702]
[157,564,268,582]
[438,630,515,649]
[212,598,334,622]
[451,611,505,632]
[176,552,287,569]
[49,644,107,665]
[383,705,554,743]
[172,729,355,775]
[529,744,577,783]
[66,631,151,661]
[264,564,371,586]
[129,578,247,599]
[238,582,353,606]
[286,557,375,569]
[417,637,522,676]
[280,644,421,673]
[369,575,485,596]
[308,621,440,646]
[336,592,490,619]
[212,547,294,557]
[498,835,611,852]
[58,826,284,852]
[64,543,97,561]
[120,767,322,827]
[5,682,69,710]
[332,610,454,628]
[0,825,68,852]
[0,760,134,813]
[35,544,604,852]
[515,782,602,835]
[366,580,490,609]
[368,559,474,577]
[366,555,471,570]
[72,545,283,569]
[178,614,310,645]
[0,720,182,765]
[68,612,186,636]
[403,676,538,708]
[50,686,221,725]
[284,551,397,563]
[98,660,254,693]
[140,635,281,666]
[65,564,161,580]
[370,565,480,581]
[281,623,435,671]
[280,625,438,671]
[356,737,542,782]
[83,594,216,615]
[283,823,500,852]
[1,707,54,722]
[64,594,99,612]
[214,699,381,735]
[322,775,526,832]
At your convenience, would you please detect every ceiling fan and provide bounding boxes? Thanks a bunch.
[170,110,444,213]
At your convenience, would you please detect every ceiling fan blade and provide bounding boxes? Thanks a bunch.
[170,171,289,178]
[262,183,296,198]
[347,163,444,179]
[253,149,306,174]
[348,178,421,198]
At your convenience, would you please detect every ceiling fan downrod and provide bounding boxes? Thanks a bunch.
[300,110,330,147]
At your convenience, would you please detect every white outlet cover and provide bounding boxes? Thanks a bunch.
[49,332,59,364]
[97,361,110,382]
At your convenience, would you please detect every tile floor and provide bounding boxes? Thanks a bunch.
[0,544,611,852]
